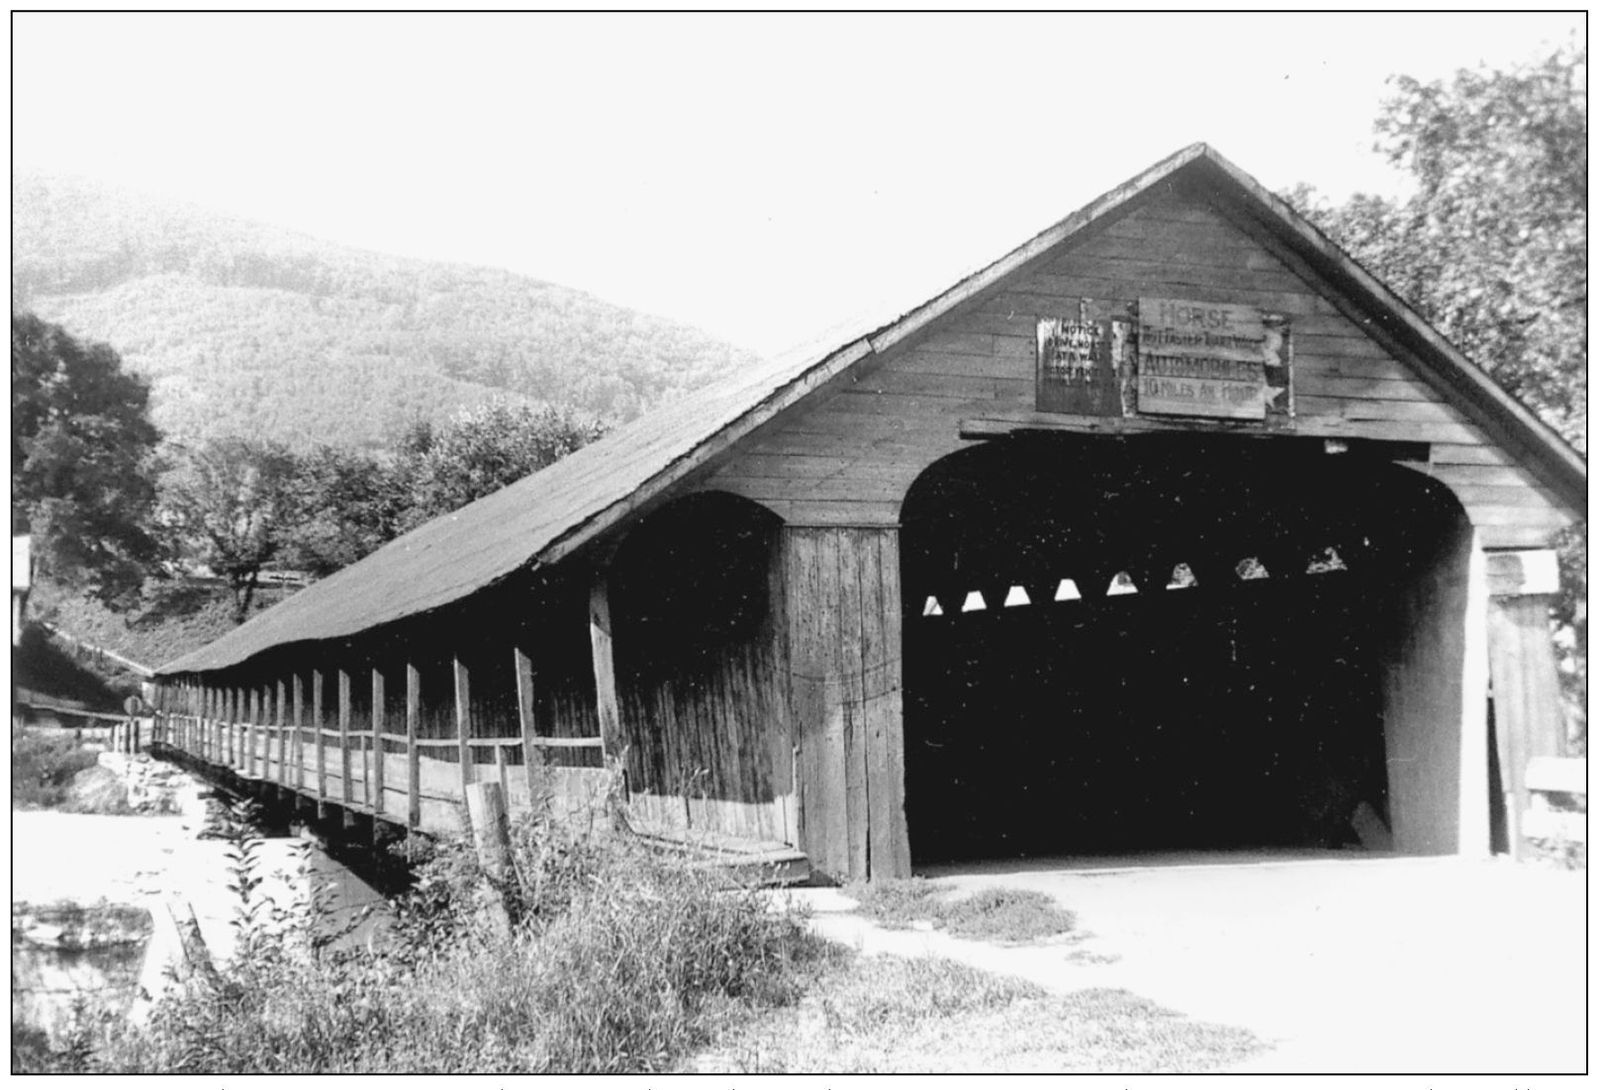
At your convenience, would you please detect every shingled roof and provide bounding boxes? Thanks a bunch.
[157,144,1586,676]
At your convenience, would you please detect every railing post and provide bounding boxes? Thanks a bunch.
[371,668,386,819]
[228,688,240,769]
[406,662,421,830]
[514,646,540,805]
[338,668,354,808]
[276,679,288,788]
[454,657,473,793]
[247,686,260,778]
[312,669,326,811]
[292,674,306,792]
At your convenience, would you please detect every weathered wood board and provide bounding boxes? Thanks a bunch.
[695,193,1574,549]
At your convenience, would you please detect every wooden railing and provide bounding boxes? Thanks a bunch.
[149,657,609,837]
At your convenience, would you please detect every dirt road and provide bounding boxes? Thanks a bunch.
[791,852,1585,1073]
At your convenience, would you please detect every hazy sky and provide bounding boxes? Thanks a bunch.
[11,11,1580,355]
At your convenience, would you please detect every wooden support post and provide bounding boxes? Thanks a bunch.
[1489,596,1566,860]
[312,670,327,809]
[514,647,541,807]
[292,674,306,792]
[464,781,515,936]
[371,668,386,819]
[259,685,270,776]
[338,669,354,807]
[494,743,510,801]
[275,680,288,788]
[165,900,220,988]
[1486,550,1567,860]
[784,526,910,882]
[406,662,421,830]
[247,687,260,778]
[465,781,514,884]
[588,574,623,760]
[454,657,474,793]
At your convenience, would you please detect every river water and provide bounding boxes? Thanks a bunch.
[11,757,391,1046]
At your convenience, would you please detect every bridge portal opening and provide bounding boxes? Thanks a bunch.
[900,433,1474,865]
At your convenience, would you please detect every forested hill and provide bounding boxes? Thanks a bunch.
[12,171,760,450]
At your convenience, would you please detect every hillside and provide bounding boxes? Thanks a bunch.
[12,172,759,450]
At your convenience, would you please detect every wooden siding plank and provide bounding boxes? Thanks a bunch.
[839,529,870,881]
[860,530,896,878]
[406,662,421,829]
[1297,374,1443,401]
[1427,465,1542,488]
[1432,444,1519,467]
[788,530,825,868]
[760,499,905,528]
[589,574,625,761]
[817,531,849,878]
[880,530,912,876]
[884,349,1033,380]
[768,527,798,847]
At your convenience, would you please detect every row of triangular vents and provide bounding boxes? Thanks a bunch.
[921,548,1347,617]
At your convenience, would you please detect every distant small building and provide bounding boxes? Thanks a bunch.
[12,535,32,648]
[151,145,1585,879]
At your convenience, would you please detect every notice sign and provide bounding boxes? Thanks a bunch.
[1136,297,1289,420]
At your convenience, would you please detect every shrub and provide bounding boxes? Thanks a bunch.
[11,729,101,809]
[85,802,825,1073]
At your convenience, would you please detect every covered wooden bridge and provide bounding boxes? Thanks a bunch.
[152,144,1584,881]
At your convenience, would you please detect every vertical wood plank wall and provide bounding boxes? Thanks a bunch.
[613,521,794,845]
[785,526,910,881]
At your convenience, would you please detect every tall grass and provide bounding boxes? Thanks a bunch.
[24,804,826,1074]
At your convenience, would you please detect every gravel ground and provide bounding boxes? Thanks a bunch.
[779,851,1586,1074]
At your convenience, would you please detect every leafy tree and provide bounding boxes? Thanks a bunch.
[282,445,413,577]
[1285,39,1585,451]
[11,312,162,606]
[401,402,606,530]
[159,438,301,622]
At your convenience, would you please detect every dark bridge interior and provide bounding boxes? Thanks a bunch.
[900,433,1461,864]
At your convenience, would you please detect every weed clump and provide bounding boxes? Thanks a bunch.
[11,729,100,809]
[39,802,826,1074]
[847,880,1077,943]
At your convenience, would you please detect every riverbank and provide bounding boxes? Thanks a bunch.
[11,753,390,1048]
